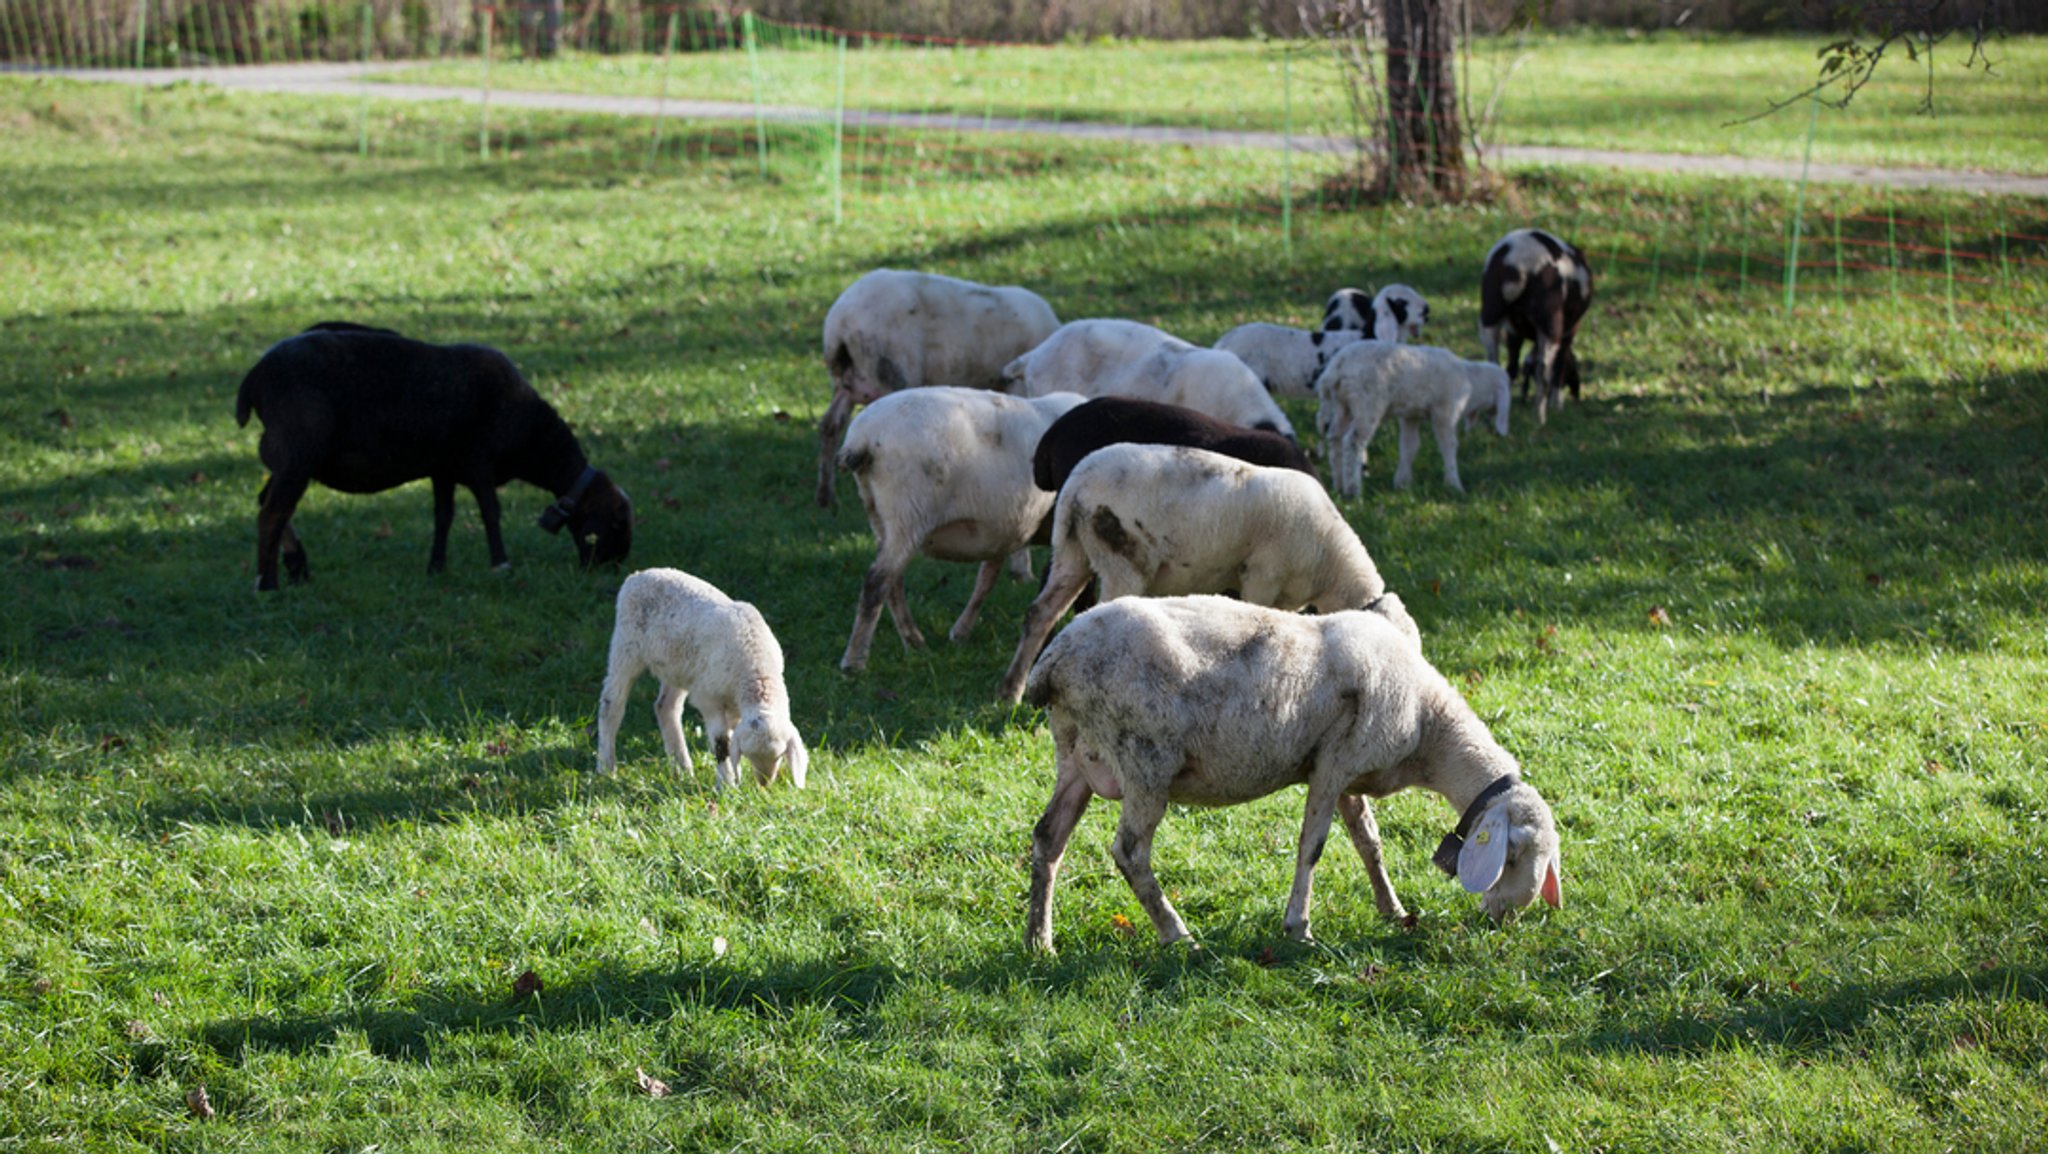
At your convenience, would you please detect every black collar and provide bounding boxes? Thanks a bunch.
[538,466,600,533]
[1431,774,1519,878]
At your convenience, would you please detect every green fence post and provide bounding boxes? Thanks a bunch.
[479,4,492,160]
[1943,210,1957,331]
[648,9,678,167]
[133,0,146,118]
[1783,91,1818,313]
[744,10,768,178]
[357,2,372,156]
[1282,49,1294,263]
[832,33,846,225]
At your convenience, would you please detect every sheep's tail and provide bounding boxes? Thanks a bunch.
[1022,639,1064,710]
[835,443,872,475]
[234,364,262,428]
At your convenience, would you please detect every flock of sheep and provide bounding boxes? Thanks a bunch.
[233,227,1592,950]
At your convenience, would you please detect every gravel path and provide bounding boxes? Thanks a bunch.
[36,62,2048,198]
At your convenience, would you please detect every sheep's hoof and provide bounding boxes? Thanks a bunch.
[255,576,281,593]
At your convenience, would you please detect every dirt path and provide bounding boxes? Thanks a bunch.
[37,62,2048,198]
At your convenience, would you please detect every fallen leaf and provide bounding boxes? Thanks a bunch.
[511,969,544,1000]
[98,734,128,753]
[1359,963,1386,983]
[185,1084,215,1119]
[771,409,791,423]
[636,1067,672,1098]
[1924,759,1946,775]
[1110,914,1137,938]
[375,520,392,539]
[1648,606,1672,627]
[1866,573,1884,588]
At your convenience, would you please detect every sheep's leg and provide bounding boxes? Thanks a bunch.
[703,707,740,790]
[1281,781,1347,942]
[255,472,312,592]
[997,547,1094,704]
[594,658,644,774]
[1109,791,1192,946]
[840,544,924,673]
[948,559,1003,644]
[1336,793,1408,921]
[652,682,694,772]
[470,480,509,570]
[815,389,856,509]
[278,522,310,585]
[1503,332,1528,400]
[1025,767,1095,953]
[428,476,458,574]
[1431,412,1465,493]
[1003,547,1033,582]
[1392,418,1422,490]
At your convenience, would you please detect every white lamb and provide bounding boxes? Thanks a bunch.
[595,568,808,790]
[1214,322,1369,400]
[1321,284,1430,342]
[1023,595,1563,952]
[837,386,1088,673]
[1315,341,1511,496]
[817,269,1060,508]
[1000,319,1295,439]
[994,442,1414,703]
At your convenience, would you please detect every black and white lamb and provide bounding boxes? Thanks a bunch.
[1321,284,1430,342]
[234,322,632,592]
[817,269,1060,509]
[1314,341,1511,495]
[595,568,807,790]
[836,386,1088,673]
[1478,228,1594,425]
[1023,595,1563,952]
[995,443,1412,703]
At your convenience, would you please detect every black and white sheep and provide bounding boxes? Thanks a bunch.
[1000,319,1295,439]
[995,443,1410,703]
[1030,395,1314,495]
[1023,595,1563,952]
[1321,284,1431,342]
[1314,341,1511,495]
[837,386,1088,673]
[595,568,807,790]
[1478,228,1593,425]
[234,322,632,592]
[817,269,1060,509]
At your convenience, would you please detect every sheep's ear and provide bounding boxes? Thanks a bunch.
[786,734,809,790]
[1540,855,1562,909]
[1457,806,1510,894]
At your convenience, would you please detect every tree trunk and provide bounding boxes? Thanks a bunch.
[1383,0,1465,199]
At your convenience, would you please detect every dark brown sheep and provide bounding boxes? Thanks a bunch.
[1031,395,1314,495]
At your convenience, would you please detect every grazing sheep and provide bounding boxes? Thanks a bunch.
[235,322,632,592]
[1314,341,1511,496]
[817,269,1060,509]
[995,443,1410,703]
[1213,322,1370,400]
[1321,284,1431,342]
[837,387,1088,673]
[595,568,807,790]
[1023,595,1563,952]
[1478,228,1593,425]
[1031,396,1315,494]
[1001,319,1295,439]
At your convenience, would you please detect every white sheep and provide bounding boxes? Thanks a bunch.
[1314,341,1511,496]
[1023,595,1563,952]
[995,443,1413,703]
[1478,229,1593,426]
[595,568,808,790]
[817,269,1060,508]
[1213,322,1369,400]
[1000,318,1295,439]
[837,386,1088,673]
[1322,284,1430,342]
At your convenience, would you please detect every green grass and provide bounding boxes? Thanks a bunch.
[378,30,2048,174]
[4,74,2048,1152]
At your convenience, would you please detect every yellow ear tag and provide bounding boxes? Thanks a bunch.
[1474,830,1491,845]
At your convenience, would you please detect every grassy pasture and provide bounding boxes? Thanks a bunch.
[4,73,2048,1152]
[381,31,2048,174]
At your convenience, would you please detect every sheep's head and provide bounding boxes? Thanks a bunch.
[1371,285,1429,343]
[740,716,808,789]
[1321,287,1373,332]
[541,469,633,569]
[1437,779,1562,921]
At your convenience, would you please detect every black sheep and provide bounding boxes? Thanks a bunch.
[1478,228,1594,426]
[1031,395,1315,495]
[235,322,632,591]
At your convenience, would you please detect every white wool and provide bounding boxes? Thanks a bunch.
[1315,341,1511,495]
[1001,319,1295,438]
[596,568,807,790]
